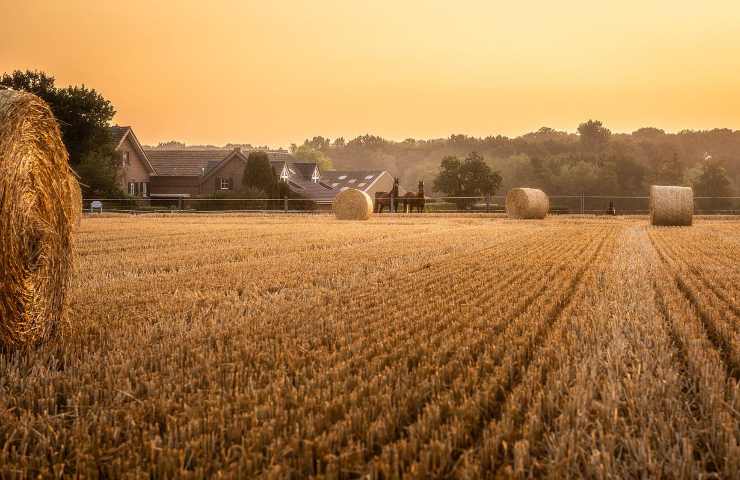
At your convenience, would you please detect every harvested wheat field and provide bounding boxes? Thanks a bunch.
[1,214,739,478]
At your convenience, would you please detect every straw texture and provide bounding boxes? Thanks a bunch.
[650,185,693,226]
[0,89,81,349]
[505,188,549,219]
[333,188,373,220]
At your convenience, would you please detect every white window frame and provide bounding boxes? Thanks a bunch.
[142,182,148,197]
[122,151,130,167]
[220,178,230,190]
[280,166,289,182]
[128,182,135,196]
[312,167,320,183]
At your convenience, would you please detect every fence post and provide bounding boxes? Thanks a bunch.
[391,195,395,213]
[284,196,288,213]
[178,197,183,211]
[486,194,491,212]
[580,193,584,215]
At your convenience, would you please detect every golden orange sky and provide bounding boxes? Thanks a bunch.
[3,0,740,147]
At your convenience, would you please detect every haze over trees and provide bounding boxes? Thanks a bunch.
[301,122,739,196]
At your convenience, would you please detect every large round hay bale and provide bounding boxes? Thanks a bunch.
[0,89,81,349]
[506,188,549,219]
[650,185,693,226]
[333,188,373,220]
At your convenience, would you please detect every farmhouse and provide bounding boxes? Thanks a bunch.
[109,126,156,196]
[110,126,396,202]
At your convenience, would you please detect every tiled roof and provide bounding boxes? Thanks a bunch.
[291,162,317,180]
[109,126,157,174]
[144,148,295,177]
[321,170,388,193]
[287,176,337,203]
[109,126,130,148]
[145,149,231,176]
[270,160,287,175]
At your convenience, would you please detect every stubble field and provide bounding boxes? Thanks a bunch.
[1,214,739,478]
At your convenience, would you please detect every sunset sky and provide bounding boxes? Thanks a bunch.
[3,0,740,147]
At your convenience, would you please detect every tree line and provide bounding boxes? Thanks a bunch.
[300,121,738,200]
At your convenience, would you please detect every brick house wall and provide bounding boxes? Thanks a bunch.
[201,154,249,195]
[117,136,151,196]
[149,176,202,196]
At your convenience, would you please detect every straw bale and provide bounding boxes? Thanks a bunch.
[506,188,549,219]
[650,185,693,226]
[333,188,373,220]
[0,89,81,349]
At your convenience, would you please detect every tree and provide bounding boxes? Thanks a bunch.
[304,136,331,150]
[243,151,278,195]
[73,145,123,196]
[632,127,665,138]
[578,120,611,151]
[433,152,502,209]
[291,144,334,170]
[693,158,733,210]
[156,141,187,149]
[1,70,120,196]
[652,152,685,186]
[614,155,646,194]
[347,134,386,148]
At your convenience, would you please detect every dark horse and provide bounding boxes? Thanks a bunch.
[375,178,400,213]
[402,180,426,213]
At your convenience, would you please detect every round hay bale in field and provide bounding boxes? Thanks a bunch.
[650,185,693,226]
[333,188,373,220]
[506,188,549,219]
[0,89,81,349]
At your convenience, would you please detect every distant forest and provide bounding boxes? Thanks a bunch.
[297,123,739,196]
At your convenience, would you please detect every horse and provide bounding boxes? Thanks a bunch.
[374,178,400,213]
[402,180,426,213]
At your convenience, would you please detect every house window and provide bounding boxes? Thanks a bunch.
[128,182,135,196]
[141,182,147,197]
[280,166,289,182]
[312,168,320,183]
[220,178,230,190]
[122,151,130,167]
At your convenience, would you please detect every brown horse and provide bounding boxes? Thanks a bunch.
[402,180,426,213]
[375,178,400,213]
